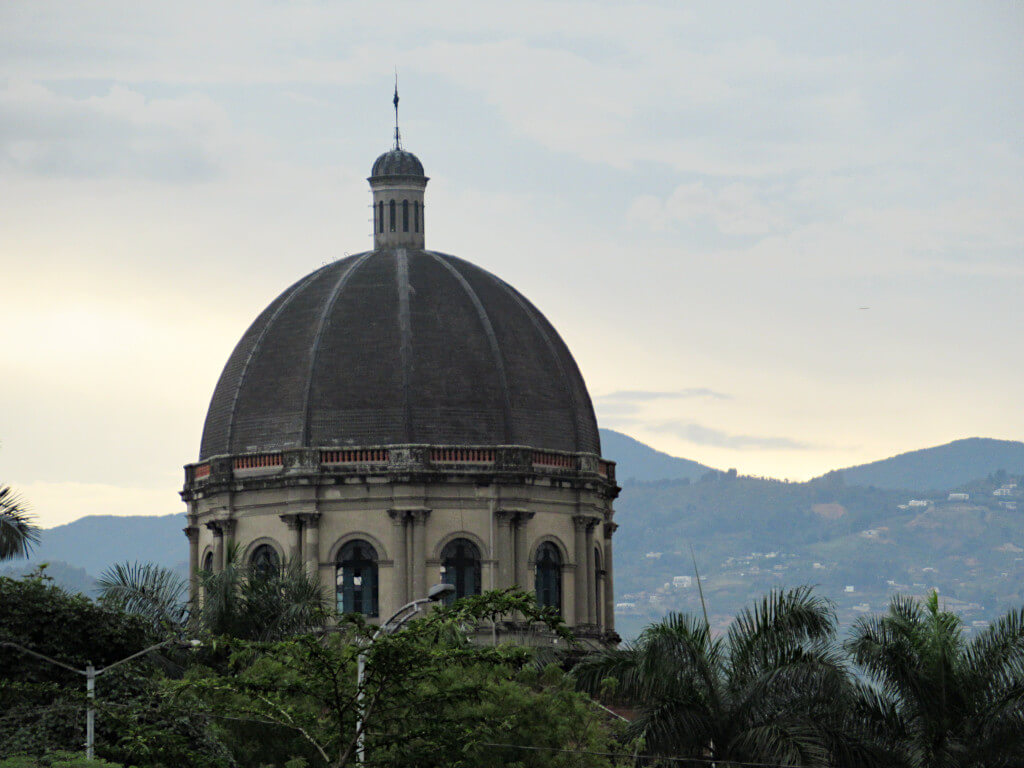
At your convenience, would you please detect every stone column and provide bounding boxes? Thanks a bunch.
[572,516,589,626]
[280,514,303,563]
[410,509,430,599]
[513,512,534,590]
[603,522,617,634]
[206,521,225,572]
[221,519,237,566]
[184,524,200,606]
[585,519,596,625]
[495,510,514,588]
[302,513,321,580]
[388,510,409,609]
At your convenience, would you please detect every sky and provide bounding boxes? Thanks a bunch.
[2,1,1023,527]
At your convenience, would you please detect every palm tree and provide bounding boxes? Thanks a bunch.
[99,553,329,641]
[575,586,877,767]
[0,485,39,561]
[847,590,1024,768]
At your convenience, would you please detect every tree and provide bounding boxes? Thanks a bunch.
[847,590,1024,767]
[0,569,231,767]
[0,486,39,561]
[98,552,329,641]
[575,586,878,767]
[176,589,626,768]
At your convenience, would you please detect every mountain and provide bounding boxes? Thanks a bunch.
[599,428,714,483]
[0,560,99,596]
[7,433,1024,640]
[827,437,1024,492]
[22,513,187,577]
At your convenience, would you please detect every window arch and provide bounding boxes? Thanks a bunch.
[389,199,396,232]
[202,551,214,572]
[377,201,384,233]
[534,542,562,613]
[413,201,420,232]
[440,538,481,605]
[250,544,280,576]
[336,540,378,617]
[402,199,409,232]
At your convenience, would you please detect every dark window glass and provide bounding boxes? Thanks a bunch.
[402,199,409,232]
[202,551,214,572]
[250,544,280,576]
[534,542,562,613]
[389,199,396,232]
[594,546,602,625]
[336,540,379,617]
[414,201,419,232]
[440,538,482,605]
[378,201,384,233]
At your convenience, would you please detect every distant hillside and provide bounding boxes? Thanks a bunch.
[25,513,187,576]
[599,428,715,483]
[0,560,99,596]
[828,438,1024,492]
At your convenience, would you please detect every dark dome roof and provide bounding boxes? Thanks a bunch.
[199,249,601,460]
[370,149,425,178]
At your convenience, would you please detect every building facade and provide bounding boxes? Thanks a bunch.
[181,131,619,645]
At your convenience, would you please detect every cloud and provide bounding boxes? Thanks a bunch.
[599,388,731,401]
[628,181,788,236]
[650,421,821,451]
[0,80,230,181]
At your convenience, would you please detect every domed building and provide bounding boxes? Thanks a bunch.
[182,119,620,644]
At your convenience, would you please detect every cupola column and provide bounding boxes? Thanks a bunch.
[585,520,597,626]
[514,512,535,589]
[302,513,321,579]
[410,509,431,598]
[603,522,617,634]
[388,510,409,609]
[572,516,589,626]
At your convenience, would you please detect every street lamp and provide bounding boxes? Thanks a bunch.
[1,637,200,759]
[355,582,455,763]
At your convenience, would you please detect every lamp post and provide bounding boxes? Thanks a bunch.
[355,581,455,763]
[1,638,200,759]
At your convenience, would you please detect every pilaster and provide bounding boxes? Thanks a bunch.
[301,513,321,579]
[572,515,589,627]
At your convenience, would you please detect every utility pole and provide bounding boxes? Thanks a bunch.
[2,638,198,759]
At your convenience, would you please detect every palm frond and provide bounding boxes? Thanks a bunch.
[98,561,189,629]
[0,485,40,561]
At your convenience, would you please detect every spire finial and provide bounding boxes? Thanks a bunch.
[393,71,402,150]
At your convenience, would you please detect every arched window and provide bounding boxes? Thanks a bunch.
[250,544,280,576]
[594,546,603,626]
[534,542,561,613]
[377,201,384,233]
[336,540,379,617]
[402,199,409,232]
[202,551,214,572]
[440,538,481,605]
[389,199,396,232]
[413,201,419,232]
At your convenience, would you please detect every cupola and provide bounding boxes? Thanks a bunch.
[368,86,428,249]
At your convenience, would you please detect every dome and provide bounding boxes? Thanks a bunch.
[199,248,601,460]
[370,149,425,179]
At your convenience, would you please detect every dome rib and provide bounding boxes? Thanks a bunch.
[300,252,374,446]
[427,251,515,443]
[395,248,415,442]
[224,266,329,453]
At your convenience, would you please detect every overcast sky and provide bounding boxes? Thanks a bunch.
[2,1,1023,527]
